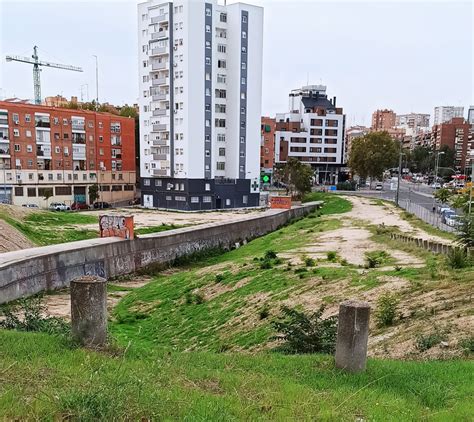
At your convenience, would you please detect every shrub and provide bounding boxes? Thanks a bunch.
[340,258,349,266]
[264,250,278,260]
[456,216,474,248]
[375,223,392,235]
[415,330,446,352]
[294,267,308,274]
[304,256,316,267]
[375,293,399,327]
[185,292,205,305]
[365,251,390,268]
[215,273,225,283]
[446,248,469,269]
[459,337,474,355]
[394,265,402,272]
[327,251,337,262]
[272,305,337,354]
[0,295,69,336]
[194,293,205,305]
[260,261,272,270]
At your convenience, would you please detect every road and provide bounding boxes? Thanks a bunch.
[355,180,438,211]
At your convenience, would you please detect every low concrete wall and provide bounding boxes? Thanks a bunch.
[389,233,454,255]
[0,203,320,304]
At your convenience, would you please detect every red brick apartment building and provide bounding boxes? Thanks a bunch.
[260,117,275,170]
[0,102,136,207]
[432,117,470,170]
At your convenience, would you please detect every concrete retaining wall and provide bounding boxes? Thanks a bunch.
[0,203,320,304]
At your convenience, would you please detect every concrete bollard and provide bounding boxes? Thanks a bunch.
[335,300,371,373]
[71,275,108,348]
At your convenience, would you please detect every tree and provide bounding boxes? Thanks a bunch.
[119,105,138,119]
[89,184,100,204]
[457,216,474,248]
[434,188,452,204]
[408,146,433,174]
[43,188,53,208]
[274,158,313,200]
[348,131,399,184]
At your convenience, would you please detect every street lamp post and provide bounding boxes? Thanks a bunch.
[92,55,99,110]
[431,150,445,211]
[469,151,474,215]
[395,151,405,207]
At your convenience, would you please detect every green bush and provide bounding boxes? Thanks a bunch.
[375,293,399,328]
[446,248,470,269]
[272,305,337,354]
[185,292,205,305]
[260,261,273,270]
[459,337,474,355]
[264,250,278,260]
[304,257,316,267]
[258,305,270,320]
[327,251,337,262]
[215,273,225,283]
[0,296,69,336]
[365,251,391,268]
[336,181,357,191]
[415,330,446,352]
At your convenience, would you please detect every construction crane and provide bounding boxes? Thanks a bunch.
[5,46,83,105]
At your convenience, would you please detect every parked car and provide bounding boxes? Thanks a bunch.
[441,210,456,224]
[375,182,383,191]
[49,202,70,211]
[128,198,140,206]
[437,206,453,215]
[71,202,90,211]
[93,201,111,209]
[431,182,442,189]
[22,203,39,208]
[445,214,462,228]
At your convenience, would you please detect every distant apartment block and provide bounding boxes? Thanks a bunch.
[344,125,369,163]
[467,105,474,126]
[260,117,275,170]
[371,109,396,131]
[395,113,430,136]
[433,106,464,126]
[274,85,345,184]
[432,117,470,169]
[137,0,263,210]
[0,102,136,206]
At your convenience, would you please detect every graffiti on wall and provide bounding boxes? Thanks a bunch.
[99,215,134,240]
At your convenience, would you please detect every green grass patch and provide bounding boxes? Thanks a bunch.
[302,192,353,214]
[135,223,185,235]
[400,210,456,241]
[0,330,473,421]
[0,211,99,246]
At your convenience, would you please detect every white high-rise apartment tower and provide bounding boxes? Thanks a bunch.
[433,106,464,126]
[137,0,263,210]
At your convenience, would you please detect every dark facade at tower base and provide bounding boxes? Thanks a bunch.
[140,177,260,211]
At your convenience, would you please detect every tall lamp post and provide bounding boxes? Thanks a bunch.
[431,150,445,211]
[92,55,99,110]
[469,150,474,215]
[395,151,406,207]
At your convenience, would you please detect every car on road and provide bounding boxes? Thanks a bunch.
[22,203,39,208]
[93,201,112,209]
[71,202,90,211]
[49,202,70,211]
[431,182,442,189]
[438,206,454,215]
[375,182,383,191]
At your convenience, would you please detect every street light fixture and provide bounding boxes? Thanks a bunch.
[395,151,406,207]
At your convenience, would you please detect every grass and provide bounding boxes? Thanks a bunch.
[400,210,457,241]
[303,192,353,214]
[135,223,185,235]
[0,330,473,421]
[0,211,98,246]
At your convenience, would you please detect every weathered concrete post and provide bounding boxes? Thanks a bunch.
[335,300,371,373]
[71,275,108,347]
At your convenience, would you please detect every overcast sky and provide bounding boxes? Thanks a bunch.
[0,0,472,125]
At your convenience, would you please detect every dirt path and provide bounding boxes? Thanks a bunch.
[344,196,451,244]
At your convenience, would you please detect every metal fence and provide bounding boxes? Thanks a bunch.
[392,198,457,233]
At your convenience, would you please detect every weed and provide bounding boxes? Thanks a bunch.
[0,295,69,336]
[264,250,278,260]
[327,251,337,262]
[272,305,337,354]
[215,273,225,283]
[375,293,399,328]
[339,258,349,266]
[394,265,402,272]
[260,261,273,270]
[459,337,474,355]
[415,330,447,352]
[446,248,470,269]
[294,267,308,274]
[304,256,316,267]
[365,250,391,268]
